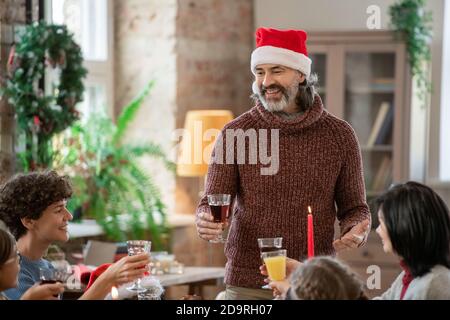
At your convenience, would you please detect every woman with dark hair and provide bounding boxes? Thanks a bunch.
[374,181,450,299]
[0,229,64,300]
[0,171,151,300]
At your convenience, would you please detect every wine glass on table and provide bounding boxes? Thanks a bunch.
[126,240,151,292]
[207,194,231,243]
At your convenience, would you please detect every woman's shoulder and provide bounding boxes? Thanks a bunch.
[20,256,53,269]
[421,265,450,282]
[41,258,54,269]
[428,265,450,282]
[419,265,450,299]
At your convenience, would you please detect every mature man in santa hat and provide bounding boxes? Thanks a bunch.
[195,28,371,300]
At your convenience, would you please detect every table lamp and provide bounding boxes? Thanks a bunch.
[177,110,234,196]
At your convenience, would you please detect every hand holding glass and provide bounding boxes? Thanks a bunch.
[207,194,231,243]
[257,237,282,288]
[39,268,65,298]
[126,240,151,292]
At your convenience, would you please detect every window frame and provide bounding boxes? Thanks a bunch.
[426,0,450,186]
[44,0,115,120]
[438,0,450,182]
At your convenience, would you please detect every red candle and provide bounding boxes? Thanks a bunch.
[307,206,314,259]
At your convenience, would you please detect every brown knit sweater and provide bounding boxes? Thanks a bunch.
[196,95,370,288]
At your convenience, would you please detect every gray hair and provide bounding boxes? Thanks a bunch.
[250,72,319,112]
[296,73,318,112]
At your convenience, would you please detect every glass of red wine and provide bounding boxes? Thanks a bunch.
[257,237,283,289]
[39,268,65,298]
[207,194,231,243]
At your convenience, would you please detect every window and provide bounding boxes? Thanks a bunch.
[440,0,450,181]
[46,0,114,120]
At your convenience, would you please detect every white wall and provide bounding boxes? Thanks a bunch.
[254,0,395,31]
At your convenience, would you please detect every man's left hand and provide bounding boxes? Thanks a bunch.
[333,219,371,252]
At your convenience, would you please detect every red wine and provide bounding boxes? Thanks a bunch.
[209,204,230,223]
[40,279,56,285]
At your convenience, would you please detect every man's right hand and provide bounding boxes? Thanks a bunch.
[196,211,223,241]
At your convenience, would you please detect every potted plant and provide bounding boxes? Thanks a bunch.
[53,81,174,250]
[389,0,433,104]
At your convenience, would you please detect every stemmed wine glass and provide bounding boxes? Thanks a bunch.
[39,268,66,299]
[126,240,151,292]
[207,194,231,243]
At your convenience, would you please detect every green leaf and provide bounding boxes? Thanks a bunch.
[389,0,433,108]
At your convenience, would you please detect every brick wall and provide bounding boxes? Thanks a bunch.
[114,0,254,298]
[0,0,28,182]
[175,0,254,214]
[114,0,254,214]
[114,0,178,214]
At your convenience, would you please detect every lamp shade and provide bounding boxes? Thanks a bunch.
[177,110,234,177]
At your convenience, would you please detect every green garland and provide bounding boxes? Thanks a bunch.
[3,21,87,170]
[389,0,433,104]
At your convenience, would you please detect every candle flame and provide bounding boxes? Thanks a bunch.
[308,206,312,214]
[111,286,119,300]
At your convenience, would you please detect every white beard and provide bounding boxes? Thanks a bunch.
[252,81,298,113]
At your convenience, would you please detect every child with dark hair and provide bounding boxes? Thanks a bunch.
[0,171,150,300]
[374,181,450,299]
[0,229,64,300]
[285,256,367,300]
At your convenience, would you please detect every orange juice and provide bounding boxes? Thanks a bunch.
[263,255,286,281]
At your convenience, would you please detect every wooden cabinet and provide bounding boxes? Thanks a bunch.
[309,32,411,297]
[309,31,412,224]
[308,31,411,220]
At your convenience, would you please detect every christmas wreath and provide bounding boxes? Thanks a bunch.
[3,21,87,169]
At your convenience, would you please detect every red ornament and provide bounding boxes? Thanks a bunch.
[33,116,41,126]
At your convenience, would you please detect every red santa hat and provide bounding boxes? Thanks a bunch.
[251,28,312,78]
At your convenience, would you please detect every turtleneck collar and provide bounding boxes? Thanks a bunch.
[251,94,325,133]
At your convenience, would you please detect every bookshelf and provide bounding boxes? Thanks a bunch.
[309,31,412,298]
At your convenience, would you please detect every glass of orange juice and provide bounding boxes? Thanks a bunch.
[261,249,287,282]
